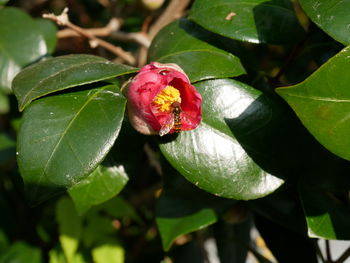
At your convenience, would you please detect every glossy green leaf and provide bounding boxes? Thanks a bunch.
[149,19,245,82]
[160,79,286,200]
[13,54,137,111]
[56,197,82,263]
[68,165,129,215]
[92,243,124,263]
[0,0,9,5]
[0,7,56,92]
[276,45,350,161]
[17,84,126,204]
[156,169,234,251]
[299,0,350,45]
[300,187,350,240]
[188,0,304,44]
[0,242,42,263]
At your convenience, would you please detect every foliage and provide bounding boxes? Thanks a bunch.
[1,0,350,262]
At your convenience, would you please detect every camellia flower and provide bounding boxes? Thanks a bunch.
[126,62,202,136]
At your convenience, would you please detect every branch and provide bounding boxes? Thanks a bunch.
[335,246,350,263]
[148,0,191,39]
[43,8,136,65]
[57,18,151,48]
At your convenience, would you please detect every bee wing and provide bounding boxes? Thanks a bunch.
[159,114,175,136]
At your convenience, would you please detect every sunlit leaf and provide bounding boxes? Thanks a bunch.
[17,84,126,204]
[149,19,245,82]
[299,0,350,45]
[276,45,350,161]
[92,243,124,263]
[13,54,137,111]
[160,79,291,200]
[156,170,234,251]
[189,0,304,44]
[56,197,82,263]
[68,165,129,215]
[300,187,350,240]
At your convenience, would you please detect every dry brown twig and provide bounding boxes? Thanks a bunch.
[57,18,151,48]
[148,0,192,39]
[136,0,192,66]
[43,8,136,65]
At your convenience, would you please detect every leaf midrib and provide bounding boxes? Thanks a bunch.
[156,49,234,62]
[19,60,125,110]
[41,85,111,185]
[282,92,350,103]
[190,1,294,17]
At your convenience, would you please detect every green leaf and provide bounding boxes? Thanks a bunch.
[82,214,116,247]
[0,242,42,263]
[160,79,286,200]
[0,0,9,5]
[98,197,142,224]
[17,84,126,204]
[13,54,137,111]
[300,187,350,240]
[49,248,86,263]
[0,7,57,92]
[149,19,245,82]
[299,0,350,45]
[92,243,124,263]
[56,197,82,263]
[156,168,234,251]
[188,0,304,44]
[68,165,129,215]
[276,45,350,161]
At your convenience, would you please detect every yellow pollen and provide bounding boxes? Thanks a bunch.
[152,85,181,112]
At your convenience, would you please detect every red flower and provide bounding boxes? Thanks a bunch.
[126,62,202,136]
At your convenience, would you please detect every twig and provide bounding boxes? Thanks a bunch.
[326,240,332,262]
[335,246,350,263]
[43,8,136,65]
[136,0,191,66]
[57,19,151,48]
[314,240,326,263]
[148,0,192,40]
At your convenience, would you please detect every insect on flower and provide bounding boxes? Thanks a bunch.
[159,101,198,136]
[126,62,202,136]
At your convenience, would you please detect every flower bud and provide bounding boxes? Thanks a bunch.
[126,62,202,136]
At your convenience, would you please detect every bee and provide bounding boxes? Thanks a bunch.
[159,102,182,136]
[159,102,198,136]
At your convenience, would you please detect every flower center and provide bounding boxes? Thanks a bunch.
[152,85,181,112]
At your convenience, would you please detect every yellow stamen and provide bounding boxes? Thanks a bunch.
[152,85,181,112]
